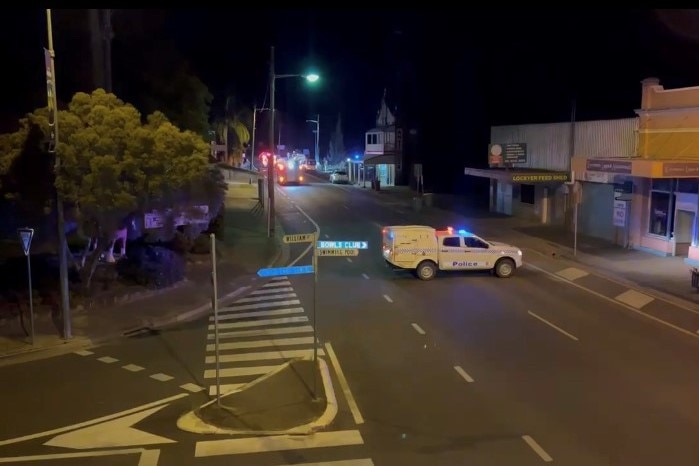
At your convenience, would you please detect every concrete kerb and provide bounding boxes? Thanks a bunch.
[176,356,337,436]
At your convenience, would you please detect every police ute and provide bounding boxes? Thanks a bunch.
[382,225,523,280]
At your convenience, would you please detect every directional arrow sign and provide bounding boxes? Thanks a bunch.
[317,248,359,257]
[257,265,314,277]
[44,405,175,450]
[283,233,315,244]
[317,240,368,249]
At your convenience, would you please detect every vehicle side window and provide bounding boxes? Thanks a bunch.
[442,237,461,247]
[464,237,488,249]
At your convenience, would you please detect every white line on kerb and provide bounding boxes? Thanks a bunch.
[411,323,426,335]
[522,435,553,462]
[383,294,393,303]
[528,311,579,341]
[324,342,364,425]
[454,365,474,383]
[362,273,370,279]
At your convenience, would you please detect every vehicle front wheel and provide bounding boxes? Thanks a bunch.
[416,260,437,281]
[494,258,516,278]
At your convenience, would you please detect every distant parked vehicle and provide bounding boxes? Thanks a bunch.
[330,170,349,184]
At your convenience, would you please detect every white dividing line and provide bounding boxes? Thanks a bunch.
[208,316,309,331]
[0,394,188,447]
[73,350,93,356]
[324,342,364,425]
[383,294,393,303]
[122,364,144,372]
[346,258,353,263]
[212,307,304,322]
[235,292,297,303]
[526,263,699,341]
[208,383,244,396]
[207,325,314,340]
[150,373,174,382]
[411,323,426,335]
[250,287,294,295]
[97,356,118,364]
[204,365,279,379]
[522,435,553,462]
[205,348,326,364]
[195,429,364,457]
[454,365,475,383]
[528,311,579,342]
[206,336,315,352]
[362,273,369,279]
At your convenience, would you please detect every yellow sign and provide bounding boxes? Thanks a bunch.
[511,173,569,183]
[283,233,315,244]
[317,248,359,257]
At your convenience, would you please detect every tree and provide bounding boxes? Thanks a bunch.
[0,89,224,293]
[328,113,345,164]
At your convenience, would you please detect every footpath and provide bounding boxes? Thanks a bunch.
[0,180,287,364]
[336,180,699,311]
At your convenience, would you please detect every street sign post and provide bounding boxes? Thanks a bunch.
[317,248,359,257]
[210,234,221,406]
[257,265,314,277]
[283,233,315,244]
[17,227,35,345]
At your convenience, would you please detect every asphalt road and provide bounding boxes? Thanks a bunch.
[3,174,699,465]
[276,175,699,466]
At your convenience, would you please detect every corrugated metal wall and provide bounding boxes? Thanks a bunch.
[491,118,638,171]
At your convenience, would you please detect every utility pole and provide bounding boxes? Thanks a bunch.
[46,9,71,340]
[251,104,257,171]
[102,9,113,92]
[267,46,276,238]
[315,113,320,166]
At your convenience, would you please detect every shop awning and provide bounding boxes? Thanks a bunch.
[464,167,570,183]
[363,154,395,165]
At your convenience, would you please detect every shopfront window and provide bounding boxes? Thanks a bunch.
[648,191,671,237]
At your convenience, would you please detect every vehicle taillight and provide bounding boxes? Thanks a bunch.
[279,176,284,182]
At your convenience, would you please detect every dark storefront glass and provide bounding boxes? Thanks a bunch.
[648,191,671,237]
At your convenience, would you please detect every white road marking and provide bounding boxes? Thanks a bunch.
[383,294,393,303]
[149,373,174,382]
[522,435,553,462]
[0,448,152,464]
[179,383,205,393]
[44,405,175,449]
[216,299,301,313]
[208,316,309,330]
[211,308,304,322]
[195,429,364,457]
[411,323,426,335]
[454,365,474,383]
[73,350,93,356]
[324,234,329,238]
[97,356,118,364]
[204,365,279,379]
[528,311,579,341]
[346,258,353,263]
[251,287,293,295]
[262,280,291,287]
[325,342,364,424]
[205,348,325,364]
[556,267,589,281]
[615,289,655,309]
[362,273,370,279]
[208,384,244,396]
[235,292,297,303]
[122,364,145,372]
[206,336,315,352]
[526,263,699,341]
[269,276,288,281]
[138,449,160,466]
[0,394,187,447]
[268,460,374,466]
[208,325,314,340]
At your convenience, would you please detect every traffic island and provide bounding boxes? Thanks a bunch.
[177,356,337,435]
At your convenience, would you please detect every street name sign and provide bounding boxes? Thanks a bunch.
[317,248,359,257]
[317,241,368,249]
[257,265,314,277]
[283,233,315,244]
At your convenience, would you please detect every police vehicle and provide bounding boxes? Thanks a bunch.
[382,225,523,280]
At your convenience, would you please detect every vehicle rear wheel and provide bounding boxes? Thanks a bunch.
[416,260,437,281]
[494,258,515,278]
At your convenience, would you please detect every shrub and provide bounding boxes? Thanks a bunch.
[115,245,186,289]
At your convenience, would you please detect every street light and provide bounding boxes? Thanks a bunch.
[267,46,320,237]
[306,115,319,167]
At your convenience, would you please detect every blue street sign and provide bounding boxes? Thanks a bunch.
[317,241,368,250]
[257,265,314,277]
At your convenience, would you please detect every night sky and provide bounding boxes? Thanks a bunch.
[3,9,699,194]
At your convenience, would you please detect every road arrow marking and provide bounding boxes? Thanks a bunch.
[44,405,175,450]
